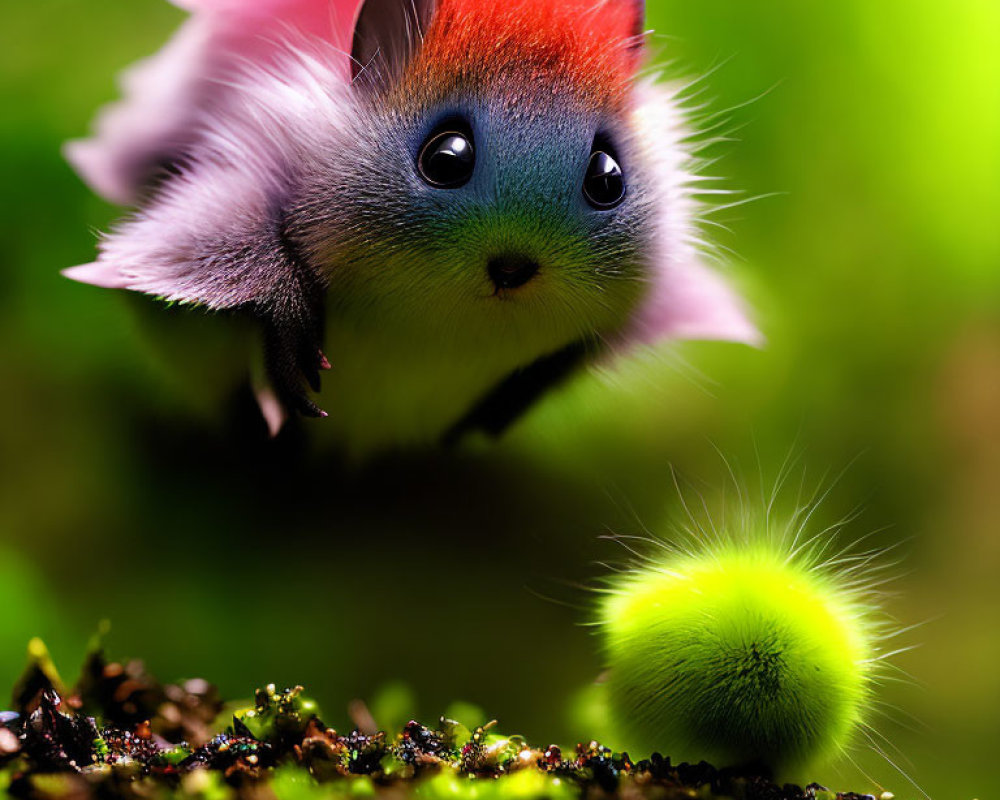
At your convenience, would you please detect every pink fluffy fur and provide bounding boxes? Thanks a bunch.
[627,80,761,346]
[69,46,354,308]
[64,0,361,206]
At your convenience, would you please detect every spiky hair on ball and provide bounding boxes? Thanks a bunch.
[595,475,908,784]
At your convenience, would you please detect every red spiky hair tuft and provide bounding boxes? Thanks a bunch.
[404,0,644,108]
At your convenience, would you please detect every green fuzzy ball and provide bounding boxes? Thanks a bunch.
[599,540,875,778]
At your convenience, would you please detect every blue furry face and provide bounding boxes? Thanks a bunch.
[288,86,654,353]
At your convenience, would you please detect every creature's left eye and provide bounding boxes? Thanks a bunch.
[583,150,626,210]
[418,130,475,188]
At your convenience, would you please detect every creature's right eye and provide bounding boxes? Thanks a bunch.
[418,129,474,188]
[583,150,626,210]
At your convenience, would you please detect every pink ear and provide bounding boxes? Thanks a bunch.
[629,258,762,346]
[169,0,353,16]
[62,262,131,290]
[67,0,364,206]
[623,79,762,349]
[172,0,363,44]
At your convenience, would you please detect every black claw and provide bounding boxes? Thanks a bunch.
[304,367,322,394]
[261,309,327,422]
[254,253,328,422]
[295,395,327,419]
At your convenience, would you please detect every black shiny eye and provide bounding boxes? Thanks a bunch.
[418,130,474,188]
[583,150,626,209]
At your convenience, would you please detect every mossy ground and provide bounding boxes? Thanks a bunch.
[0,642,889,800]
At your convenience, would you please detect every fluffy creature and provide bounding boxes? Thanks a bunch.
[597,525,890,780]
[65,0,759,453]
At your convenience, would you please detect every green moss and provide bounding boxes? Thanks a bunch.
[0,641,885,800]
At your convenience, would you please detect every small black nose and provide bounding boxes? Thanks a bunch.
[487,253,540,290]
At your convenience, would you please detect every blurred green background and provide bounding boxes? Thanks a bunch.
[1,1,999,798]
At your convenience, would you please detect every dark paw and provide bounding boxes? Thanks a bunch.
[261,295,330,420]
